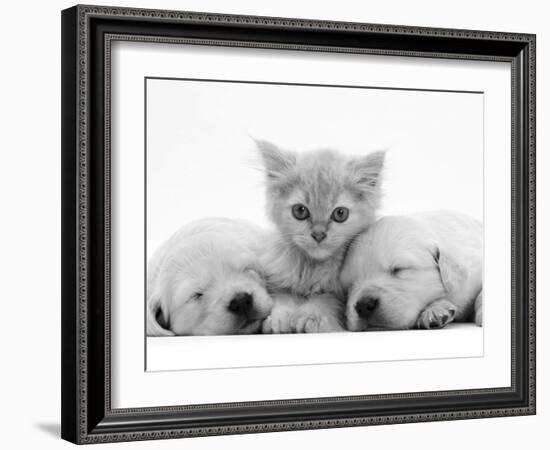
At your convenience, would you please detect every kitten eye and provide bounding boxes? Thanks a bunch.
[331,207,349,223]
[193,293,203,301]
[291,204,310,220]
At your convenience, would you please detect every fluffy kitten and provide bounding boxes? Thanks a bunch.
[256,140,385,333]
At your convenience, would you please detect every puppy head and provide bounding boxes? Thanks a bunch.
[149,245,273,336]
[341,216,447,331]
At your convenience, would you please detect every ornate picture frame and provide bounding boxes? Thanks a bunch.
[61,4,535,444]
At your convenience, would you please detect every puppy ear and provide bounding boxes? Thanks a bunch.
[147,295,175,337]
[347,150,386,198]
[435,245,468,295]
[255,140,296,182]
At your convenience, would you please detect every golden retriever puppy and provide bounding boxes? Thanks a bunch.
[341,211,482,331]
[147,218,273,336]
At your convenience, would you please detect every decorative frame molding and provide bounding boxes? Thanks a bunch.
[61,4,536,444]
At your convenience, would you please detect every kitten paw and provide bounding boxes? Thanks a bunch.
[293,314,319,333]
[262,310,293,334]
[417,300,456,329]
[293,313,343,333]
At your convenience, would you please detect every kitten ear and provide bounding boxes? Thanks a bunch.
[255,140,296,181]
[348,150,386,191]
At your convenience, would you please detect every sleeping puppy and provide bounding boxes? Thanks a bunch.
[341,211,482,331]
[147,218,273,336]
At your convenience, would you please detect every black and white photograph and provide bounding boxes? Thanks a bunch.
[146,79,483,338]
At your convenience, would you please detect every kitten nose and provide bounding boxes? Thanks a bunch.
[228,292,253,316]
[355,296,379,319]
[311,231,327,243]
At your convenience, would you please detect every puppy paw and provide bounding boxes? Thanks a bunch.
[474,291,483,326]
[475,308,483,327]
[417,300,456,329]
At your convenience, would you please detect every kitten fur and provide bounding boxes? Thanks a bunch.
[256,140,385,332]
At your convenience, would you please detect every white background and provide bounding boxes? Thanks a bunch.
[147,78,483,253]
[0,0,547,449]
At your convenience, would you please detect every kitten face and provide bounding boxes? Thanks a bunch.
[257,140,385,261]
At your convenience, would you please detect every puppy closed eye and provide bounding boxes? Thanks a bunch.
[243,265,264,282]
[390,266,409,276]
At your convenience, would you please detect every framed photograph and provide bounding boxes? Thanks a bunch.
[61,5,536,444]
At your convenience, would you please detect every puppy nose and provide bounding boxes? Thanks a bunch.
[311,231,327,243]
[355,297,379,319]
[228,292,253,315]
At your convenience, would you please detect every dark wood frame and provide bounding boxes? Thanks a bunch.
[61,4,536,444]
